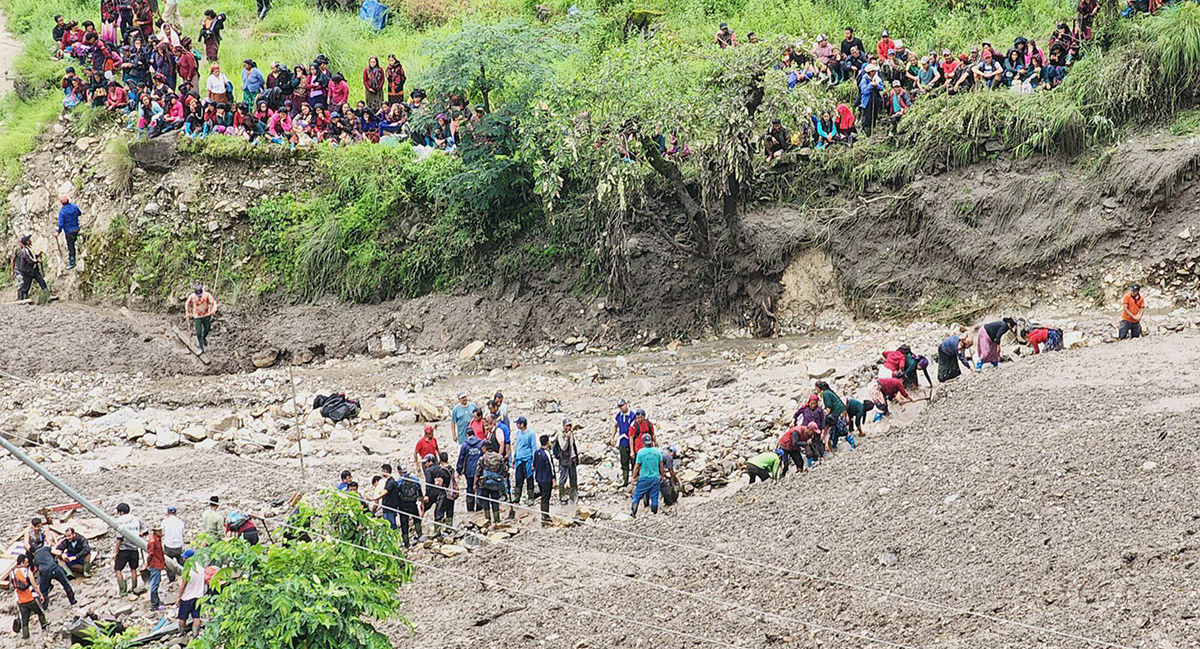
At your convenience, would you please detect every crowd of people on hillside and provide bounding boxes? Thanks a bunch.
[52,3,486,149]
[737,15,1092,150]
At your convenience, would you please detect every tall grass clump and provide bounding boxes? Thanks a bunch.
[102,136,134,194]
[1155,1,1200,91]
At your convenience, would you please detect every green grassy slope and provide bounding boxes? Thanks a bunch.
[2,0,1198,313]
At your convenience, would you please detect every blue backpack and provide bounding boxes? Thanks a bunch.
[481,469,504,492]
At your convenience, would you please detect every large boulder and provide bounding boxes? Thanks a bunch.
[252,348,280,369]
[129,132,179,173]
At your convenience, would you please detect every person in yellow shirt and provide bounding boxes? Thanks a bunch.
[185,284,219,353]
[1119,283,1144,339]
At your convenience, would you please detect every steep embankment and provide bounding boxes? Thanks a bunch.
[396,330,1200,649]
[2,116,1198,377]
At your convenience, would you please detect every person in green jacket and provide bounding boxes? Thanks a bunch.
[816,381,856,450]
[744,449,783,484]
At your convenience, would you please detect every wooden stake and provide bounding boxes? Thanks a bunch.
[289,362,306,480]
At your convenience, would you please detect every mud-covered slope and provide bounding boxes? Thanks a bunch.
[826,133,1200,314]
[395,330,1200,649]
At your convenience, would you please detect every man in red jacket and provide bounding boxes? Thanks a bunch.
[629,409,656,454]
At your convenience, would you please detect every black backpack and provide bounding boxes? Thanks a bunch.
[316,394,360,422]
[398,476,421,502]
[660,478,678,506]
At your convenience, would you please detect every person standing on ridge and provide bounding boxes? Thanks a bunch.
[57,196,81,270]
[185,284,218,353]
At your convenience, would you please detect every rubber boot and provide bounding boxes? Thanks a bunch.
[845,435,857,449]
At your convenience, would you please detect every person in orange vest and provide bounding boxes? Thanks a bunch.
[1119,283,1144,339]
[12,554,48,640]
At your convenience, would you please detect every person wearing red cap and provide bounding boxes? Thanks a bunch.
[413,425,439,469]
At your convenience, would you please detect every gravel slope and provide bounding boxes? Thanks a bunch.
[395,331,1200,649]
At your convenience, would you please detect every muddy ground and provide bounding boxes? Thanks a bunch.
[0,304,1196,648]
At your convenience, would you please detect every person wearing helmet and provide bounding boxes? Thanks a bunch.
[714,22,737,48]
[225,511,259,545]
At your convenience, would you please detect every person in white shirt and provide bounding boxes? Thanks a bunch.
[206,63,230,103]
[161,506,186,581]
[175,550,206,639]
[113,502,143,597]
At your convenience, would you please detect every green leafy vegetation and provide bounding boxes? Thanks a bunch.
[193,491,413,649]
[5,0,1200,312]
[69,623,140,649]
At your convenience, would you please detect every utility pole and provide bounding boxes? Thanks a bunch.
[0,436,182,575]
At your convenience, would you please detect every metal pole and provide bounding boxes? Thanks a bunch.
[0,436,182,575]
[288,362,306,480]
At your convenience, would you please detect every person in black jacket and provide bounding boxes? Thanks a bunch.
[54,528,91,576]
[199,10,226,61]
[532,436,556,523]
[12,236,46,301]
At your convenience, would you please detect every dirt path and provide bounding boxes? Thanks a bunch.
[0,11,22,98]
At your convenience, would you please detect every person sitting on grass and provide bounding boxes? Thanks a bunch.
[975,51,1004,88]
[909,56,940,94]
[886,80,910,131]
[1002,49,1026,87]
[104,80,128,110]
[764,118,791,159]
[815,109,838,150]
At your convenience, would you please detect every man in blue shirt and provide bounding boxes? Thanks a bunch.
[450,392,476,445]
[511,417,537,514]
[610,399,636,486]
[57,196,81,269]
[858,63,885,136]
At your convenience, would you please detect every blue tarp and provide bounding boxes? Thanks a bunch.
[358,0,389,32]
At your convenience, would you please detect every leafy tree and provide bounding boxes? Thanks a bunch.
[422,20,570,112]
[191,492,413,649]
